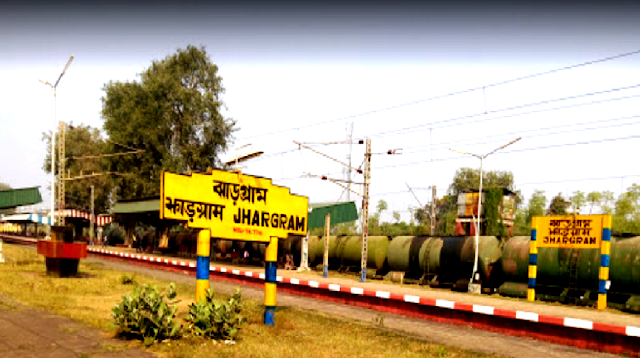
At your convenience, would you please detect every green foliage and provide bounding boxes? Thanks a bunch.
[514,190,547,235]
[120,274,137,285]
[601,191,615,214]
[570,191,586,214]
[613,184,640,234]
[184,288,246,341]
[105,225,125,246]
[111,283,182,346]
[586,191,602,214]
[436,195,458,236]
[484,188,505,237]
[102,45,236,200]
[449,168,517,196]
[548,193,570,215]
[41,123,114,213]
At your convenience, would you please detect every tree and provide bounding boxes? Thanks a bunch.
[570,191,586,214]
[42,123,114,213]
[514,190,547,235]
[601,191,615,214]
[449,168,515,194]
[392,211,400,223]
[439,167,520,236]
[613,185,640,234]
[548,193,570,215]
[102,45,236,200]
[376,200,388,214]
[586,191,603,214]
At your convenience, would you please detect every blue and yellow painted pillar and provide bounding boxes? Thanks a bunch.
[196,229,211,303]
[598,215,612,310]
[527,217,538,302]
[264,236,278,325]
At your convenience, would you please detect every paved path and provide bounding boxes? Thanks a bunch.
[0,293,155,358]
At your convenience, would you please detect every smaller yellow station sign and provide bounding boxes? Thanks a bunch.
[160,170,308,242]
[534,215,606,248]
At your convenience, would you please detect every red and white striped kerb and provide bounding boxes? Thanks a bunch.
[86,247,640,338]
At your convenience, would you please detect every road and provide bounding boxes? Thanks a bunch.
[91,256,622,358]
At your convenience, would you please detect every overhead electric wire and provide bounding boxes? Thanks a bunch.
[369,84,640,138]
[401,114,640,152]
[246,103,640,164]
[402,116,640,154]
[240,90,640,163]
[374,135,640,170]
[518,174,640,186]
[236,49,640,141]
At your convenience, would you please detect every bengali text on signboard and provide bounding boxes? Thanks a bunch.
[160,170,308,242]
[534,215,605,248]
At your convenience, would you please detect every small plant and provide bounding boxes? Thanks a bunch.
[111,283,182,346]
[438,346,448,357]
[184,288,246,341]
[120,274,136,285]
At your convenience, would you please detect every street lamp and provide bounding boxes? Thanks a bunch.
[450,137,521,292]
[40,55,74,228]
[224,144,264,169]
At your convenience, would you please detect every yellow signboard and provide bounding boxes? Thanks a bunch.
[534,215,606,248]
[160,170,308,242]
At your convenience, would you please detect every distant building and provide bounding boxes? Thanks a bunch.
[455,188,516,237]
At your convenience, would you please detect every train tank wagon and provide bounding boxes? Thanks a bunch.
[499,236,640,311]
[307,236,391,275]
[386,236,504,292]
[387,236,441,283]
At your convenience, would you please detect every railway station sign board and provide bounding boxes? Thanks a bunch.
[533,214,606,248]
[160,170,308,242]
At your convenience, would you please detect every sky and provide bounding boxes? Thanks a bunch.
[1,0,640,222]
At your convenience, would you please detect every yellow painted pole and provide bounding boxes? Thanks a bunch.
[323,213,330,278]
[196,229,211,303]
[598,215,612,310]
[264,236,278,325]
[527,217,538,302]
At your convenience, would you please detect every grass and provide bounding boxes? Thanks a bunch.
[0,244,501,358]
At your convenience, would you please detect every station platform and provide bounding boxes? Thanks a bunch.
[3,233,639,354]
[85,244,640,330]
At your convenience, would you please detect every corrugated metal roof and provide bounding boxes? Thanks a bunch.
[113,198,160,214]
[0,187,42,209]
[308,201,359,229]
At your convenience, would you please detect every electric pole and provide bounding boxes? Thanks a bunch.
[360,138,371,283]
[431,186,436,235]
[296,138,398,283]
[57,121,66,226]
[90,185,95,243]
[346,122,353,202]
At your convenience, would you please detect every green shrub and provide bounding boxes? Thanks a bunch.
[184,288,246,341]
[111,283,182,346]
[120,274,137,285]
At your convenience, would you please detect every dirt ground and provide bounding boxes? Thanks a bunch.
[0,292,155,358]
[93,257,624,358]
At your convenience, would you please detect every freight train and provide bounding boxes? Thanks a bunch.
[203,234,640,313]
[5,226,640,312]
